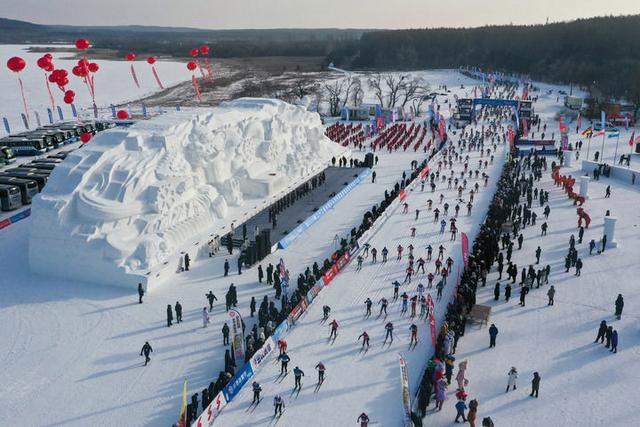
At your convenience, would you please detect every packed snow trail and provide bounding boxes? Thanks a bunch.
[216,138,505,426]
[426,154,640,427]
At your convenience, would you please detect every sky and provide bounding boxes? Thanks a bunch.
[1,0,639,29]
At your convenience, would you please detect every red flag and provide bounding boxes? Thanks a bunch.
[629,131,636,147]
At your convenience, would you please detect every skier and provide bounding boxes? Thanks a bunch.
[615,294,624,319]
[206,291,217,312]
[323,305,331,321]
[202,307,210,328]
[436,279,444,301]
[175,301,182,323]
[138,283,144,304]
[382,247,388,262]
[358,331,370,349]
[393,281,400,301]
[506,367,518,392]
[222,323,230,346]
[166,304,173,327]
[547,286,555,306]
[401,292,409,314]
[329,319,339,340]
[278,352,290,374]
[489,323,498,348]
[371,247,378,263]
[378,297,389,317]
[140,341,153,366]
[356,255,364,271]
[364,298,372,317]
[530,372,540,397]
[409,323,418,347]
[273,394,285,417]
[384,322,394,344]
[315,362,326,383]
[252,381,262,404]
[357,412,370,427]
[293,366,305,389]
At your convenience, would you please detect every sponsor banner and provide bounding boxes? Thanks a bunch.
[287,298,309,325]
[461,232,469,267]
[278,169,372,249]
[516,139,555,146]
[0,208,31,231]
[399,355,412,427]
[348,242,360,258]
[399,189,407,202]
[228,309,245,363]
[335,251,351,271]
[306,283,323,304]
[272,320,289,341]
[418,165,430,180]
[249,337,275,371]
[322,264,339,285]
[427,294,436,346]
[222,362,254,402]
[193,391,227,427]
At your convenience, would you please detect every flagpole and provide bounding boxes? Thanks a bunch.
[613,135,620,165]
[586,135,591,160]
[600,131,605,163]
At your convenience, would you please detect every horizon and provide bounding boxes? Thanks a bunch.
[1,0,639,30]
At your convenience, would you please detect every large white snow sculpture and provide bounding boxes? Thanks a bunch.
[28,99,346,290]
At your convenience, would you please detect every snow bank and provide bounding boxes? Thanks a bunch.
[28,98,344,290]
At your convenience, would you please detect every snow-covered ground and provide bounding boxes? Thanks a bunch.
[1,67,638,427]
[0,44,191,136]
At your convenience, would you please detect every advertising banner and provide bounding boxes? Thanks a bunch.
[228,309,245,363]
[398,355,412,427]
[287,298,309,325]
[222,363,254,402]
[249,337,275,371]
[193,391,227,427]
[461,232,469,267]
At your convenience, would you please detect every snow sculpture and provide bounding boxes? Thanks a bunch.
[29,98,345,290]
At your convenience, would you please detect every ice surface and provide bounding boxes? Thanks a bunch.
[28,98,344,289]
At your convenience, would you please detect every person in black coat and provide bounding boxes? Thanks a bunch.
[237,255,243,275]
[504,283,511,302]
[258,265,264,283]
[530,372,540,397]
[594,320,607,343]
[494,282,500,301]
[605,326,613,348]
[206,291,217,312]
[184,253,190,271]
[175,301,182,323]
[489,323,499,348]
[222,323,230,346]
[140,341,153,366]
[166,304,173,327]
[224,259,230,277]
[519,286,528,306]
[615,294,624,319]
[137,283,144,304]
[250,297,256,317]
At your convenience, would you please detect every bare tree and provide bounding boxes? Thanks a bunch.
[385,74,409,108]
[341,75,359,109]
[324,80,345,117]
[368,73,385,107]
[350,77,364,107]
[400,77,429,109]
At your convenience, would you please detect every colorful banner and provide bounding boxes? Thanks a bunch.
[228,309,245,363]
[222,362,254,402]
[249,337,275,371]
[419,165,430,180]
[193,391,227,427]
[0,208,31,231]
[427,294,436,346]
[287,298,309,325]
[461,232,469,267]
[399,189,407,202]
[177,378,188,427]
[398,355,412,427]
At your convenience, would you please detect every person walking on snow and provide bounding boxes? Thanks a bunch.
[530,372,540,397]
[506,367,518,392]
[140,341,153,366]
[206,291,217,311]
[166,304,173,327]
[222,323,230,345]
[175,301,182,323]
[357,413,370,427]
[595,320,607,344]
[547,286,555,306]
[455,398,468,423]
[615,294,624,319]
[456,360,468,390]
[138,283,144,304]
[202,307,210,328]
[489,323,498,348]
[610,330,618,353]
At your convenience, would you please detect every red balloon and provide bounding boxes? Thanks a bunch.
[200,45,209,55]
[80,133,92,143]
[63,95,74,105]
[77,58,90,67]
[44,63,54,72]
[116,109,129,120]
[57,76,69,87]
[125,53,136,61]
[189,48,199,57]
[65,90,75,98]
[187,61,197,71]
[7,56,26,73]
[75,38,90,50]
[48,73,58,83]
[72,65,88,77]
[37,56,52,69]
[146,57,156,65]
[56,69,68,77]
[44,53,53,60]
[88,63,99,73]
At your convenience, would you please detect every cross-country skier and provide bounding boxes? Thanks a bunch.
[252,381,262,404]
[329,319,339,340]
[273,394,284,416]
[358,331,370,349]
[393,281,400,300]
[382,247,388,262]
[315,362,326,383]
[379,297,388,317]
[278,352,290,374]
[364,298,372,317]
[323,305,331,321]
[410,324,418,347]
[293,366,305,389]
[384,322,394,344]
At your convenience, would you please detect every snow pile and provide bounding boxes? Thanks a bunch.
[28,98,344,289]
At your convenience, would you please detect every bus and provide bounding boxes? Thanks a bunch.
[0,136,49,155]
[0,184,22,211]
[0,176,39,205]
[1,146,16,165]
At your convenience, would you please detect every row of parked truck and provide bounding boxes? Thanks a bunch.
[0,120,114,212]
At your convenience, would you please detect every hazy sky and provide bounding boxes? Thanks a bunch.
[2,0,639,29]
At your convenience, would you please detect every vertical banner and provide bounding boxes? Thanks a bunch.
[228,309,245,363]
[110,104,116,118]
[142,103,148,118]
[427,294,436,346]
[34,111,42,128]
[461,232,469,267]
[194,391,227,427]
[47,108,54,124]
[177,378,188,427]
[2,117,10,134]
[21,113,29,130]
[71,103,78,118]
[56,106,64,121]
[398,355,412,427]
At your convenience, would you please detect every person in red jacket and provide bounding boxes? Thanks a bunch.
[329,319,339,340]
